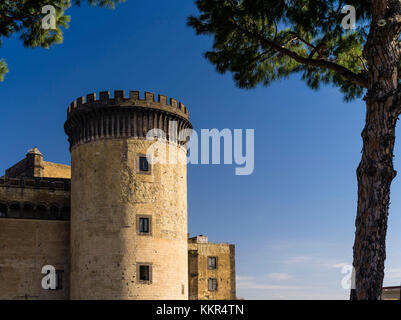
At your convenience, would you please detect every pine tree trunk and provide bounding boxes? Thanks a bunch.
[352,96,398,300]
[352,8,401,299]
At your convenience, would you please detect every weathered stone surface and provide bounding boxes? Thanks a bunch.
[70,139,189,300]
[42,162,71,179]
[0,219,70,300]
[188,238,236,300]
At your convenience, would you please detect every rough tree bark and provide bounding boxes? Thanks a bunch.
[351,0,401,300]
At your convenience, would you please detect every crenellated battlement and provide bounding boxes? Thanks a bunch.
[64,90,193,150]
[67,90,189,120]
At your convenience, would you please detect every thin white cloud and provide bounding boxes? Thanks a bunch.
[284,255,312,265]
[331,263,349,269]
[319,262,350,269]
[237,275,348,300]
[237,240,354,299]
[267,272,293,281]
[385,268,401,279]
[237,275,299,290]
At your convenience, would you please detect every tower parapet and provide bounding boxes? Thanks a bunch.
[65,90,192,150]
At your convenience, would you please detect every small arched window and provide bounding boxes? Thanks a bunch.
[8,203,21,218]
[23,203,35,219]
[0,203,7,218]
[50,206,59,220]
[36,205,48,220]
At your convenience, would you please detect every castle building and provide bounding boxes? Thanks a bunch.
[0,90,236,300]
[188,235,236,300]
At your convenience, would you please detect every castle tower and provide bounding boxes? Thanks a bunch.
[64,90,192,299]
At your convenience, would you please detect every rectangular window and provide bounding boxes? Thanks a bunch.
[140,265,150,281]
[136,154,152,176]
[137,215,152,235]
[208,257,217,270]
[137,263,152,284]
[208,278,218,291]
[139,156,149,172]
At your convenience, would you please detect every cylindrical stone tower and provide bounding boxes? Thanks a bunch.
[64,90,192,299]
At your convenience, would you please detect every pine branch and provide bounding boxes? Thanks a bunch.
[231,18,368,88]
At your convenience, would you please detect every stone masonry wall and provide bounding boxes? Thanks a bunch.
[70,138,189,299]
[0,219,70,300]
[42,162,71,179]
[188,242,236,300]
[0,184,70,209]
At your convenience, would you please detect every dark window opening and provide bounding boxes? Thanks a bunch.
[140,265,150,281]
[36,205,48,219]
[23,204,35,219]
[9,203,20,218]
[139,217,150,233]
[208,278,218,291]
[0,203,7,218]
[50,206,59,220]
[56,270,64,290]
[208,257,217,270]
[138,264,151,283]
[139,156,149,172]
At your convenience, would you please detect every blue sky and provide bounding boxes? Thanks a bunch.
[1,1,401,299]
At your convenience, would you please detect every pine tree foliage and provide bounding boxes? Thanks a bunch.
[188,0,372,101]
